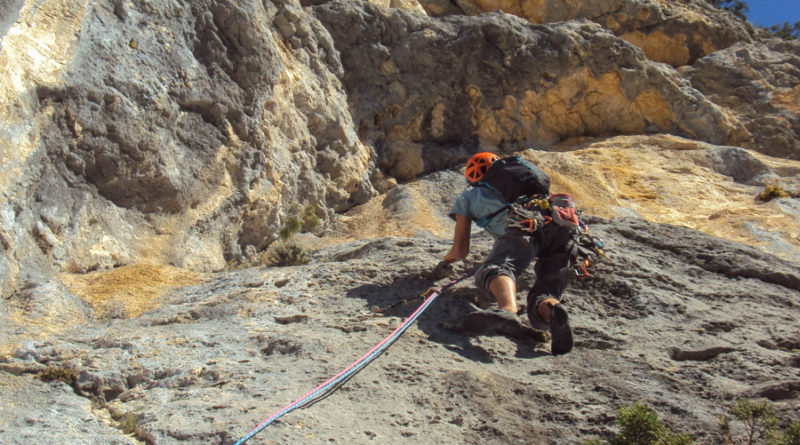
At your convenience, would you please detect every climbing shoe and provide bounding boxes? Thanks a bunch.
[549,304,573,355]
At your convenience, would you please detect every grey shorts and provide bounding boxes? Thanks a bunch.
[474,230,536,294]
[475,225,577,331]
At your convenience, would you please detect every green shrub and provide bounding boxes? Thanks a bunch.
[767,22,800,40]
[278,216,302,240]
[590,400,797,445]
[267,240,310,267]
[107,409,140,435]
[757,180,791,202]
[718,398,800,445]
[720,398,783,445]
[230,204,318,269]
[301,203,321,232]
[772,421,800,445]
[278,203,321,240]
[587,402,693,445]
[118,412,140,435]
[611,402,666,445]
[705,0,749,20]
[269,204,319,266]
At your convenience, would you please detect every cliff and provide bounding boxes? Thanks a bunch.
[0,0,798,443]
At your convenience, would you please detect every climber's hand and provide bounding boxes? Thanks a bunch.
[429,260,454,280]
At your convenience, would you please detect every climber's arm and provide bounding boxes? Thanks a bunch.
[444,214,471,262]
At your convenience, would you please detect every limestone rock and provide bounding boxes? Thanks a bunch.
[0,1,799,442]
[1,199,798,443]
[330,135,800,265]
[312,1,736,179]
[0,0,377,293]
[682,39,800,159]
[417,0,755,66]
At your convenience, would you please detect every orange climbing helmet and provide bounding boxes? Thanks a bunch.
[464,152,500,184]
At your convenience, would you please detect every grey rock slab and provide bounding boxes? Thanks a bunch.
[1,213,798,443]
[0,374,136,444]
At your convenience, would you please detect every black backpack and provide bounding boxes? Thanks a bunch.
[476,155,550,202]
[472,156,551,227]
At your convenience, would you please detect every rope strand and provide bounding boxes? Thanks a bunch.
[234,272,473,444]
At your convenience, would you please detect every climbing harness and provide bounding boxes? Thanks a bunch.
[508,193,606,279]
[233,271,475,444]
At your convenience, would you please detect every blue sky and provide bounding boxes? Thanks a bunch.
[744,0,800,28]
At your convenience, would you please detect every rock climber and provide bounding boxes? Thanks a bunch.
[435,152,579,355]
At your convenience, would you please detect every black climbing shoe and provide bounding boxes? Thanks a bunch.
[549,304,573,355]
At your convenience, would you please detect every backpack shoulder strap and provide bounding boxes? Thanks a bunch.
[474,203,510,227]
[474,180,503,199]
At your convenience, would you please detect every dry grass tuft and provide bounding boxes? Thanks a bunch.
[61,264,203,319]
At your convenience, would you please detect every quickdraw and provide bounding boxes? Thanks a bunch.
[528,197,551,212]
[573,227,605,279]
[506,195,549,233]
[507,207,544,232]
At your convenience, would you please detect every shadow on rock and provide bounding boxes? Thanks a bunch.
[345,272,548,362]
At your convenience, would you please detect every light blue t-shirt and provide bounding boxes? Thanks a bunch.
[449,186,508,237]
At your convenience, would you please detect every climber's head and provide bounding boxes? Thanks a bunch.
[464,152,500,184]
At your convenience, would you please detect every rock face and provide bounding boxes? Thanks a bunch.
[524,137,800,264]
[0,0,377,295]
[0,173,798,444]
[1,0,799,443]
[0,0,795,295]
[683,39,800,159]
[419,0,755,67]
[313,1,741,180]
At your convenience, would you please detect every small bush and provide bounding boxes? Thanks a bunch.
[278,215,303,240]
[611,402,666,444]
[705,0,749,20]
[767,21,800,40]
[719,398,789,445]
[269,204,319,266]
[278,204,321,240]
[757,180,791,202]
[38,366,78,386]
[231,204,318,269]
[773,421,800,445]
[267,240,310,267]
[108,409,140,435]
[587,402,693,445]
[301,203,321,232]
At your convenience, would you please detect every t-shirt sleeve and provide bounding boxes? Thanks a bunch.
[449,190,471,221]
